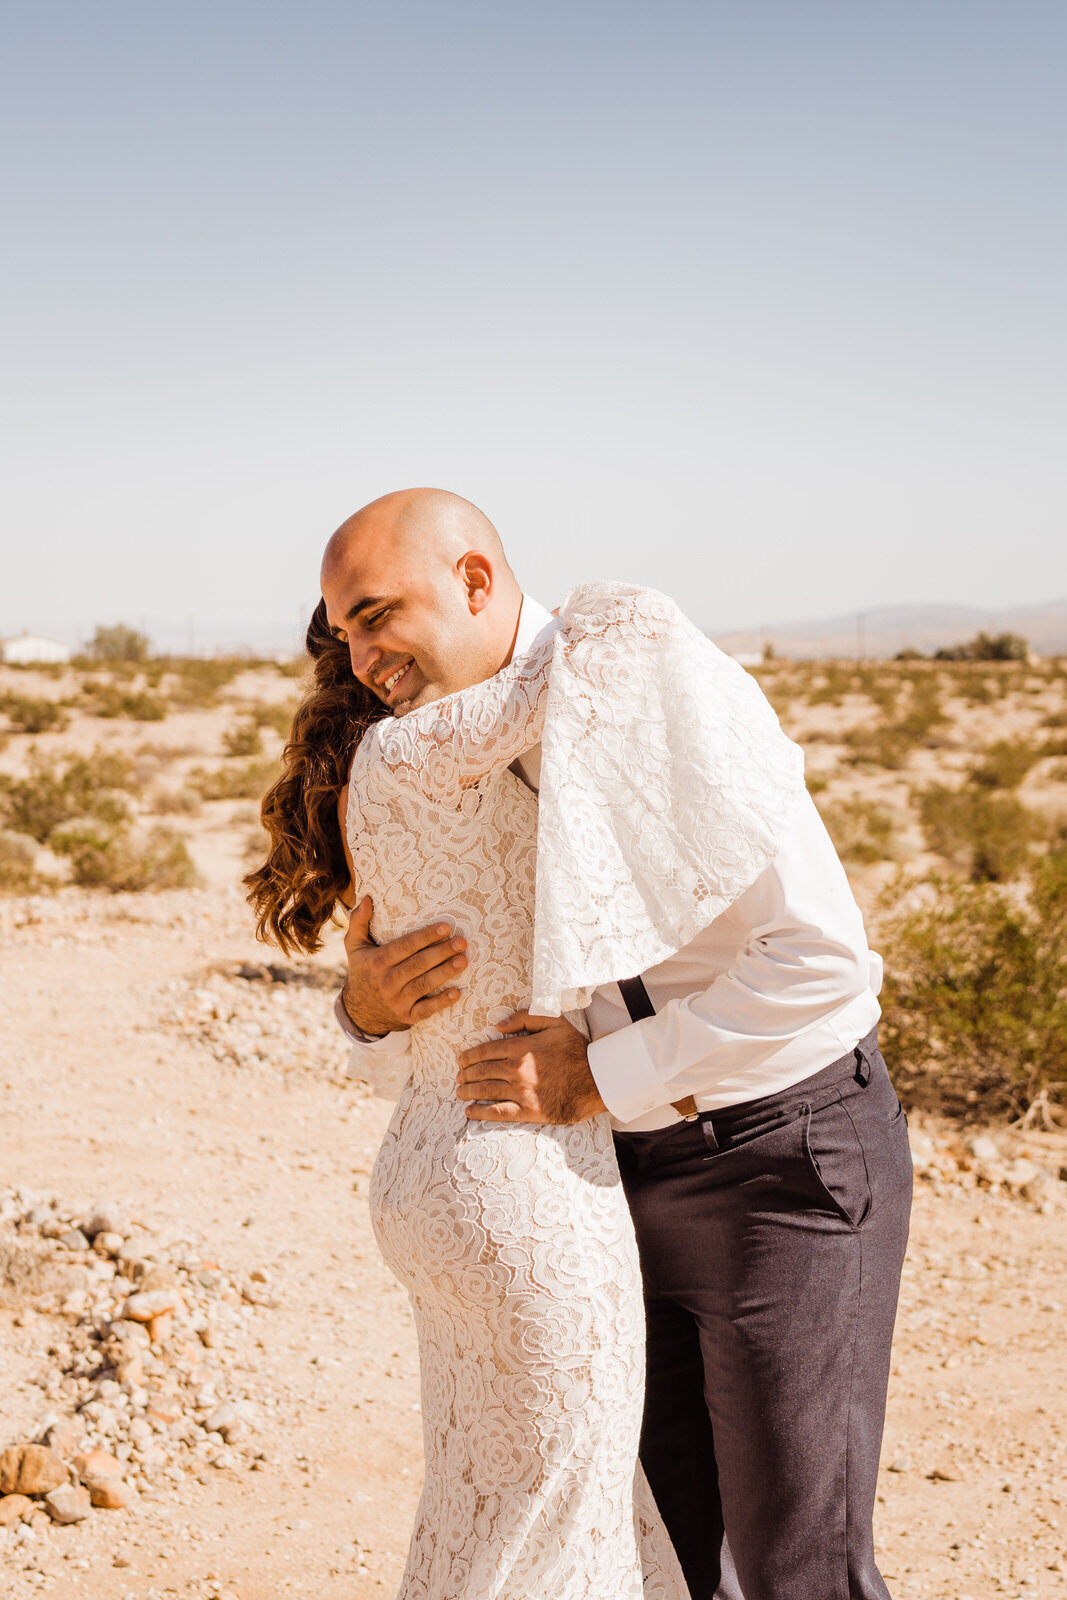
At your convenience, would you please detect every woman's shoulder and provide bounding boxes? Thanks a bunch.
[554,581,701,648]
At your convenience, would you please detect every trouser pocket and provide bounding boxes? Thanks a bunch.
[802,1099,873,1228]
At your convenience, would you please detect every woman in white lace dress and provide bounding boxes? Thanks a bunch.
[248,579,802,1600]
[339,585,686,1600]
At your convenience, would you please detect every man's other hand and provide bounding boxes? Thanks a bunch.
[342,897,467,1036]
[456,1013,606,1124]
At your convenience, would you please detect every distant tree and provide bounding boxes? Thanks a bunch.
[85,623,151,663]
[933,630,1028,663]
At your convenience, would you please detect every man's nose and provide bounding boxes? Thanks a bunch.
[348,636,380,684]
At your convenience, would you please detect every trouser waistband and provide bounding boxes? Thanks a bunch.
[614,1026,882,1150]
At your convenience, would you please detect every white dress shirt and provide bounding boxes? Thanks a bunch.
[336,595,882,1133]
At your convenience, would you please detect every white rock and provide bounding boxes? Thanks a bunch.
[967,1133,1001,1164]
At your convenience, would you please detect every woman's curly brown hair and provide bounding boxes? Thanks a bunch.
[244,599,389,954]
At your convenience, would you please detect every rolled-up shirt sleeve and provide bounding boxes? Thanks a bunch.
[586,795,882,1124]
[333,991,412,1101]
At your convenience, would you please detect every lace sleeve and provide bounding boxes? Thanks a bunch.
[361,630,556,805]
[530,581,808,1015]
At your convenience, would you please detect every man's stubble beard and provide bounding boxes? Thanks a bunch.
[390,640,499,718]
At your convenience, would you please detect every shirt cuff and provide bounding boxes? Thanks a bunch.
[333,990,412,1054]
[587,1021,672,1124]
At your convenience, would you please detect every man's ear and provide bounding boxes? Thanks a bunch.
[459,551,493,614]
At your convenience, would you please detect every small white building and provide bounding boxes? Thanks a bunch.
[0,631,72,665]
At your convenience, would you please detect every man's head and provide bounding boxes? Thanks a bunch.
[320,488,523,714]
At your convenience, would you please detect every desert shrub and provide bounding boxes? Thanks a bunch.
[150,785,203,817]
[954,670,997,706]
[817,798,898,865]
[878,850,1067,1117]
[970,738,1041,790]
[163,657,246,708]
[934,630,1029,663]
[0,693,70,735]
[221,719,264,758]
[134,741,196,763]
[843,677,946,769]
[250,701,298,738]
[188,758,280,801]
[804,664,862,707]
[50,819,198,891]
[0,750,140,843]
[916,783,1041,881]
[0,830,42,893]
[80,680,167,721]
[85,623,151,663]
[842,721,914,769]
[805,772,828,795]
[273,656,307,679]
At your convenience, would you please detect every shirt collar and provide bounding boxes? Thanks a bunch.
[515,594,561,657]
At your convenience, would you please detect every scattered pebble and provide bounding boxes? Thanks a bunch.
[0,1183,272,1544]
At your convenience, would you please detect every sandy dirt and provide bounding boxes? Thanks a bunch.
[1,662,1066,1599]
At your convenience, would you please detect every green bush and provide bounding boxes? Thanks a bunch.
[970,738,1041,790]
[188,758,279,801]
[85,623,151,663]
[956,672,997,706]
[163,657,246,708]
[221,719,264,758]
[817,798,898,865]
[916,783,1041,882]
[0,830,42,893]
[934,630,1029,662]
[843,677,946,769]
[0,694,70,735]
[878,849,1067,1117]
[804,664,861,707]
[250,701,297,738]
[80,681,168,721]
[842,722,914,769]
[0,751,140,843]
[50,820,198,891]
[273,656,307,679]
[150,785,203,817]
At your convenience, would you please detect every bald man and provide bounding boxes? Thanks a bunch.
[325,488,911,1600]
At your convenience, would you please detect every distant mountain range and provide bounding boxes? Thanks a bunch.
[10,598,1067,663]
[712,598,1067,660]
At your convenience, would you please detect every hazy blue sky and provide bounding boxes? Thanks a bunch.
[3,1,1065,648]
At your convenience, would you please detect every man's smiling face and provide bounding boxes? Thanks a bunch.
[320,493,511,715]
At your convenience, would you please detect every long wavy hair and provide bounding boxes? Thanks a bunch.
[244,599,389,954]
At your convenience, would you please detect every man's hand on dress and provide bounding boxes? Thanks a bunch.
[455,1014,606,1124]
[342,896,467,1036]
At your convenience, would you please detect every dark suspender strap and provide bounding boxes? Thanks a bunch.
[617,974,656,1023]
[616,975,700,1121]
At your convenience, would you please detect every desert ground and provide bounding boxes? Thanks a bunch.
[1,650,1065,1600]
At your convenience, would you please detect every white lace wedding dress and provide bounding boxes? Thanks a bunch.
[345,583,804,1600]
